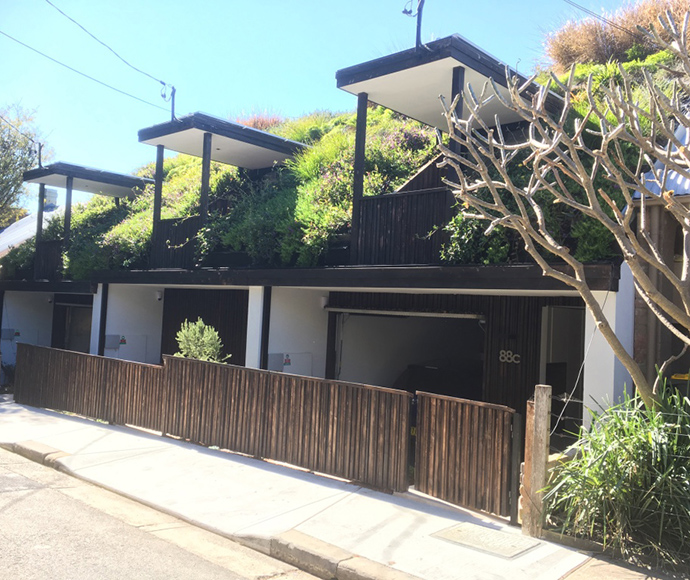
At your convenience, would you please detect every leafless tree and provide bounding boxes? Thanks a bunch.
[438,12,690,408]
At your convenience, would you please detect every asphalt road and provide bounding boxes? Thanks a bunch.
[0,446,315,580]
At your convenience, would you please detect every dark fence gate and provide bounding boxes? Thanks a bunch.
[415,392,521,519]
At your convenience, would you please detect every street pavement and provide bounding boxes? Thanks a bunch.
[0,446,316,579]
[0,396,671,580]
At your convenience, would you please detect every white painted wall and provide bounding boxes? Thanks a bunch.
[103,285,164,364]
[268,288,329,378]
[1,291,53,366]
[583,264,634,427]
[245,286,264,369]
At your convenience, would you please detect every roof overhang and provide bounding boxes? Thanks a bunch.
[93,263,619,293]
[23,162,152,198]
[0,280,97,294]
[138,112,307,170]
[336,35,562,131]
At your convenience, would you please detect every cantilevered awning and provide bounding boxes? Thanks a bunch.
[336,34,562,131]
[138,112,307,170]
[23,162,153,198]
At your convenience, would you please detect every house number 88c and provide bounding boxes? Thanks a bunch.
[499,350,521,364]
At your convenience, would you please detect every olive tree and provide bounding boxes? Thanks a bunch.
[438,12,690,408]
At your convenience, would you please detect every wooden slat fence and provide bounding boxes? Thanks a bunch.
[150,215,201,269]
[355,187,455,265]
[14,344,411,492]
[415,392,518,517]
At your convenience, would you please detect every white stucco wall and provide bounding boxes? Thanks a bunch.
[582,264,634,427]
[1,291,53,366]
[103,285,164,364]
[268,288,329,378]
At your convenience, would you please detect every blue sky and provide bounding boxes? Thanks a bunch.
[1,0,628,207]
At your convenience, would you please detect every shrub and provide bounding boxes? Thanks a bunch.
[544,390,690,573]
[545,0,690,71]
[174,317,230,363]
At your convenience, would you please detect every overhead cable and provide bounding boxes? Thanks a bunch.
[561,0,646,41]
[0,113,36,143]
[0,29,168,112]
[43,0,170,89]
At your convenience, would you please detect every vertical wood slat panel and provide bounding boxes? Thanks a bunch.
[415,391,516,518]
[356,188,454,265]
[15,344,411,493]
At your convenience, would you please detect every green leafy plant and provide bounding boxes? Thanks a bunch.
[174,317,230,363]
[544,389,690,572]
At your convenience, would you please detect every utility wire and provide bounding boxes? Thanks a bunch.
[43,0,169,89]
[0,113,36,144]
[561,0,645,41]
[0,29,168,112]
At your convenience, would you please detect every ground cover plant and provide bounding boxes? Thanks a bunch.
[544,388,690,573]
[0,107,437,276]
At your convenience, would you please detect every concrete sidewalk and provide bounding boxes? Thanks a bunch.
[0,396,666,580]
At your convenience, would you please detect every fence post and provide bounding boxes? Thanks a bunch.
[522,384,552,537]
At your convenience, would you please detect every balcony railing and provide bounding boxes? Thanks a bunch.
[354,187,456,265]
[150,216,201,270]
[34,240,63,281]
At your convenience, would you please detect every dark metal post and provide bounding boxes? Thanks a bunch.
[350,92,368,264]
[416,0,426,48]
[325,310,337,379]
[200,132,212,225]
[259,286,272,370]
[448,66,465,182]
[33,183,46,280]
[152,144,164,243]
[97,283,109,356]
[35,183,46,247]
[64,175,73,248]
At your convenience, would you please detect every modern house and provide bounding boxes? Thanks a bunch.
[1,35,636,438]
[0,163,151,368]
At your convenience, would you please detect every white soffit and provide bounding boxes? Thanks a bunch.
[140,128,295,170]
[340,56,523,131]
[23,173,137,198]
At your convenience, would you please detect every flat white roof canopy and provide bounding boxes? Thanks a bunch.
[23,162,153,198]
[337,35,562,131]
[138,112,307,170]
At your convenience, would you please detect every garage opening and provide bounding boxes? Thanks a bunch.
[332,309,485,401]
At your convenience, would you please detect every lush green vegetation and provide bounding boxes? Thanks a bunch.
[0,107,437,278]
[545,389,690,573]
[1,2,686,278]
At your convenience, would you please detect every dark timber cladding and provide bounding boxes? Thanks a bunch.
[160,288,248,365]
[327,291,582,416]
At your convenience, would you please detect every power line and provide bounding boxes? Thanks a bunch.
[561,0,645,41]
[43,0,169,89]
[0,28,168,112]
[0,114,36,144]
